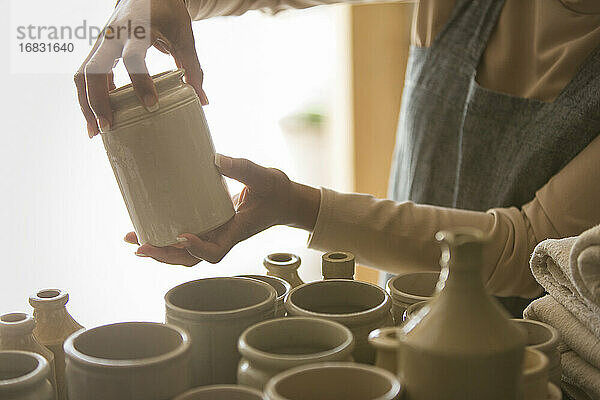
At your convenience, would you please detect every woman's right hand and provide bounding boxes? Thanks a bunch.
[74,0,208,138]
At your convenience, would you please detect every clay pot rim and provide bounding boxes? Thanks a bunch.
[173,384,263,399]
[263,253,301,271]
[63,322,190,370]
[522,348,550,378]
[511,319,560,353]
[29,288,69,309]
[264,362,402,400]
[238,317,354,365]
[165,277,277,320]
[0,351,49,391]
[547,382,561,400]
[386,271,439,303]
[236,275,291,301]
[368,327,402,350]
[0,312,35,335]
[285,280,391,324]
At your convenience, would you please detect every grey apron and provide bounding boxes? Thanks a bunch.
[388,0,600,316]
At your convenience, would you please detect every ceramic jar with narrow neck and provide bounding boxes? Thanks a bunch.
[29,288,83,400]
[398,228,525,400]
[236,275,291,317]
[322,251,355,280]
[0,313,57,397]
[285,279,392,364]
[0,351,55,400]
[263,253,304,288]
[237,317,354,390]
[102,69,234,247]
[387,271,439,325]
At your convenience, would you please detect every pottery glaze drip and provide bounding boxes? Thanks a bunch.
[102,69,234,247]
[398,228,525,400]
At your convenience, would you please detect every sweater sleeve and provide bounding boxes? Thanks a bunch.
[308,134,600,298]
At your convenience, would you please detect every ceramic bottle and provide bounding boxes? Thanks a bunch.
[398,228,525,400]
[321,251,355,280]
[29,288,83,400]
[263,253,304,288]
[0,313,57,397]
[102,69,234,247]
[236,275,291,317]
[0,350,55,400]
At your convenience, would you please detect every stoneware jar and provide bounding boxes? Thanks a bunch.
[386,271,439,325]
[398,228,525,400]
[0,313,57,396]
[63,322,191,400]
[102,69,234,247]
[237,317,354,390]
[402,300,428,322]
[263,253,304,288]
[0,351,54,400]
[520,348,549,400]
[321,251,355,280]
[165,277,276,386]
[285,279,392,364]
[368,327,402,375]
[29,288,83,400]
[263,362,402,400]
[236,275,291,318]
[173,385,263,400]
[512,318,561,386]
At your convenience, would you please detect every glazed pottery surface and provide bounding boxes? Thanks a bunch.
[512,319,561,386]
[0,313,57,397]
[521,348,549,400]
[237,317,354,389]
[285,279,392,364]
[263,253,304,288]
[236,275,291,317]
[102,69,234,247]
[264,362,402,400]
[29,288,83,400]
[0,351,54,400]
[368,327,402,375]
[398,228,525,400]
[173,385,263,400]
[322,251,355,280]
[387,271,439,325]
[63,322,191,400]
[165,277,276,386]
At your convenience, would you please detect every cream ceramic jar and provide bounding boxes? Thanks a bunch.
[102,69,234,247]
[0,351,54,400]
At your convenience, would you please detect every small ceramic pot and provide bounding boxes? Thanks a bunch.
[173,385,263,400]
[0,351,54,400]
[322,251,355,280]
[512,319,561,386]
[368,327,402,375]
[263,253,304,288]
[285,279,392,364]
[237,275,291,317]
[402,300,428,322]
[237,317,354,390]
[547,383,562,400]
[29,288,83,400]
[165,277,276,386]
[521,348,549,400]
[386,271,439,325]
[264,362,402,400]
[64,322,191,400]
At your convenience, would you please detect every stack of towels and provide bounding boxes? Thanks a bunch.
[525,225,600,400]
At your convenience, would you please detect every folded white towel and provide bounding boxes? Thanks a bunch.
[569,225,600,310]
[561,350,600,400]
[530,228,600,336]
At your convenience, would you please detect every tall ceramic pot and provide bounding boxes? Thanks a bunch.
[0,313,57,397]
[398,228,525,400]
[165,277,276,386]
[29,288,83,400]
[236,275,291,317]
[321,251,355,280]
[63,322,191,400]
[0,351,54,400]
[285,279,392,364]
[102,69,234,247]
[387,271,439,325]
[264,362,402,400]
[263,253,304,288]
[173,385,263,400]
[237,317,354,389]
[513,319,561,386]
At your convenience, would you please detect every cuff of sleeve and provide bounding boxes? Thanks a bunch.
[307,187,336,251]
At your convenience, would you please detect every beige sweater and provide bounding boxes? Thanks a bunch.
[187,0,600,297]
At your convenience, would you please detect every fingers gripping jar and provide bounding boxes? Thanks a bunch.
[102,70,235,247]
